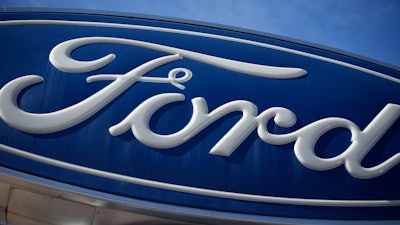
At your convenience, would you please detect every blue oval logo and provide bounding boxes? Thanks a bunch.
[0,12,399,220]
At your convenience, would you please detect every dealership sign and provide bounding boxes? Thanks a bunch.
[0,12,399,221]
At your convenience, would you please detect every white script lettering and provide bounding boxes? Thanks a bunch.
[109,93,400,179]
[0,37,399,179]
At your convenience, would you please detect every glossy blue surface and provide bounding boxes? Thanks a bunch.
[0,12,399,220]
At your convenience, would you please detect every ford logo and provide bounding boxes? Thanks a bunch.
[0,12,399,221]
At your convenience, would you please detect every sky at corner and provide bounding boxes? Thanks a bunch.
[1,0,399,68]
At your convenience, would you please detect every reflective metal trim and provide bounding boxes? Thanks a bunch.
[1,167,399,225]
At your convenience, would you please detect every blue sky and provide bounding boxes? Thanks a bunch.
[2,0,400,68]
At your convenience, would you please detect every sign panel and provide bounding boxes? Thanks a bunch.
[0,12,399,221]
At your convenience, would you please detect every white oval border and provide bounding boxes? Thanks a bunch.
[2,19,399,84]
[0,19,399,207]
